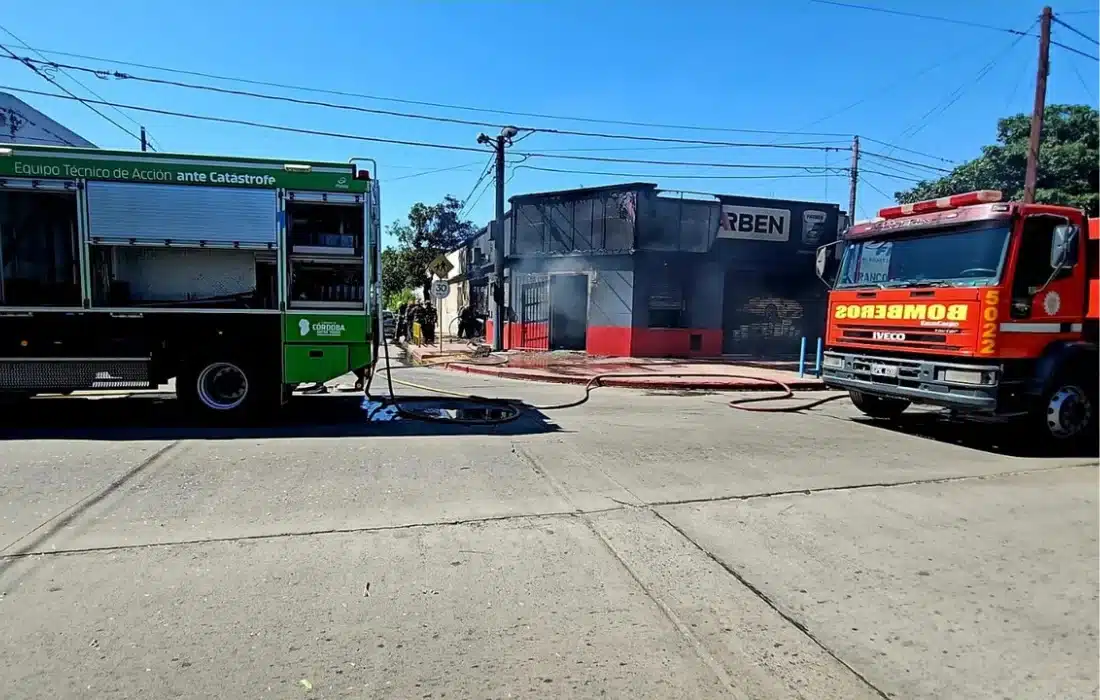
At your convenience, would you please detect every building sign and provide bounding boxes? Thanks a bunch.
[718,205,791,242]
[0,150,368,192]
[801,210,829,246]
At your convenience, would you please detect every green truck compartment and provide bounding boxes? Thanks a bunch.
[283,312,373,383]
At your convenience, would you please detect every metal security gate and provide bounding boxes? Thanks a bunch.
[518,274,549,350]
[722,269,824,358]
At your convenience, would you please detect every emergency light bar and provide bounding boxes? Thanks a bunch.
[878,190,1002,219]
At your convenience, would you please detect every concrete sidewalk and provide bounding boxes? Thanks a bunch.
[404,344,825,391]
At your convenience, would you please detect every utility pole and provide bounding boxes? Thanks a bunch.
[140,126,148,152]
[478,126,517,351]
[492,133,506,351]
[1024,6,1053,204]
[848,135,860,220]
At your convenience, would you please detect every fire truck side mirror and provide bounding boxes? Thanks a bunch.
[815,241,840,287]
[1050,224,1079,269]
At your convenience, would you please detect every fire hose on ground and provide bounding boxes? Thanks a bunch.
[361,333,847,426]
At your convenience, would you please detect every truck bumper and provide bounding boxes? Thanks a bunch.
[820,351,1004,413]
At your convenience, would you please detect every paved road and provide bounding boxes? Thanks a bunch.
[1,357,1096,699]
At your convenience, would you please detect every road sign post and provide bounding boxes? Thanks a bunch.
[430,279,450,352]
[426,254,454,281]
[430,279,450,299]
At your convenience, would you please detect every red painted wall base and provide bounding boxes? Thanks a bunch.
[485,322,723,358]
[588,326,723,357]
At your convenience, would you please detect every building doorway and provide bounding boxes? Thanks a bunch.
[549,273,589,350]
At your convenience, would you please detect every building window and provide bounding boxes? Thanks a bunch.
[647,265,686,328]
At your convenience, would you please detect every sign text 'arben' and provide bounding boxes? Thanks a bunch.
[718,205,792,242]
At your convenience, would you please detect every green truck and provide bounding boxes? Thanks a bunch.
[0,143,380,418]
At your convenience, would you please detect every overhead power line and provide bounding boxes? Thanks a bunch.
[1053,16,1099,46]
[886,23,1034,151]
[458,157,496,217]
[858,174,897,201]
[0,86,843,176]
[811,2,1097,61]
[771,41,983,154]
[0,54,854,153]
[389,161,484,182]
[0,30,150,148]
[464,174,495,213]
[514,150,839,170]
[856,137,955,164]
[0,45,143,148]
[1050,35,1100,60]
[810,0,1034,36]
[513,165,846,180]
[14,45,864,139]
[0,84,490,155]
[528,140,850,153]
[859,157,935,182]
[859,150,952,173]
[0,27,145,138]
[1069,61,1097,101]
[859,168,924,183]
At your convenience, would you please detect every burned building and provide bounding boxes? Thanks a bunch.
[476,183,845,358]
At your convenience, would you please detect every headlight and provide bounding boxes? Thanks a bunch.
[822,354,845,369]
[938,368,992,385]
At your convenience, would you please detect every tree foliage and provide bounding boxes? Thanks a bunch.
[895,104,1099,215]
[381,195,476,299]
[380,246,416,306]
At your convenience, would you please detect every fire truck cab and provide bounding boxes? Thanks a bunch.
[815,190,1097,446]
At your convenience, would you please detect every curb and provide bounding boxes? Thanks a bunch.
[441,361,828,392]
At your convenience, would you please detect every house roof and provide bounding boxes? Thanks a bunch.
[509,182,655,204]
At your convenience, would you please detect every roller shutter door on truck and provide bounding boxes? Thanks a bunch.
[86,181,277,249]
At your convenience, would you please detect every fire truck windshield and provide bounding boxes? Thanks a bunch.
[836,221,1012,289]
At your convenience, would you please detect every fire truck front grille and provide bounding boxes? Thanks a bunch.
[836,323,966,352]
[0,359,151,391]
[848,356,924,386]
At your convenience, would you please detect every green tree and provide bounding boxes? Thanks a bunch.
[385,288,416,311]
[895,104,1099,215]
[385,195,475,296]
[380,246,415,303]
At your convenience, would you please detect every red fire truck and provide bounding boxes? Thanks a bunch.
[816,190,1097,446]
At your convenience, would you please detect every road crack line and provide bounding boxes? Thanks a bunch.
[512,442,744,697]
[0,440,186,557]
[0,507,626,562]
[652,510,891,700]
[651,461,1097,509]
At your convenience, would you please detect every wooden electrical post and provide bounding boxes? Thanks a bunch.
[1024,6,1053,203]
[848,135,860,220]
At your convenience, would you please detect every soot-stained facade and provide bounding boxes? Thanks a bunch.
[476,182,845,358]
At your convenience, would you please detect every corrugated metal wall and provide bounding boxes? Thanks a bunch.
[510,188,639,256]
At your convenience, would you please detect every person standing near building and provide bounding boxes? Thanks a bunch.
[395,302,409,341]
[406,302,422,345]
[421,300,437,345]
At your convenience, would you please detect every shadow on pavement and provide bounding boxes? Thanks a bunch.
[852,412,1098,459]
[0,394,560,441]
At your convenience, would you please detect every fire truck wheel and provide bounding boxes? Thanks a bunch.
[1035,377,1096,446]
[849,390,910,420]
[178,357,267,419]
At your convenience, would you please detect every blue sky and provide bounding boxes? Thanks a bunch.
[1,0,1096,247]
